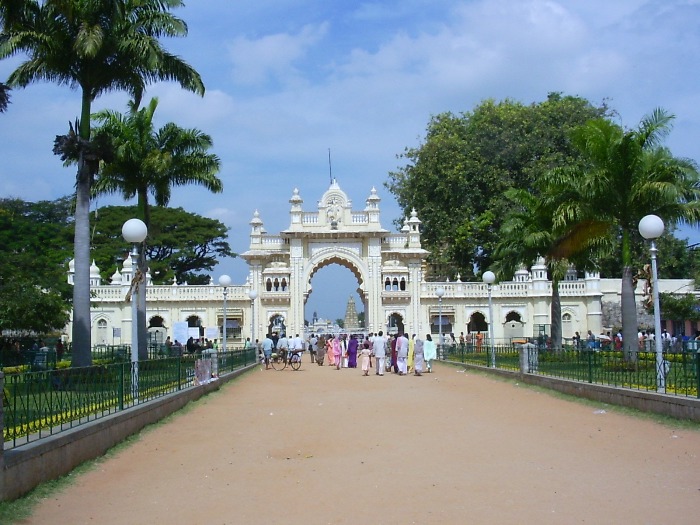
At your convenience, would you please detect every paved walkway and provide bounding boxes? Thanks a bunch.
[21,359,700,524]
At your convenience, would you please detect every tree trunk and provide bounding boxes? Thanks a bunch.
[71,163,92,367]
[71,93,94,367]
[551,278,562,351]
[621,265,638,362]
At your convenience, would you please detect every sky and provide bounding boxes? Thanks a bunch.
[2,0,700,322]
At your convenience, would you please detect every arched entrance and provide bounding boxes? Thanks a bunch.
[504,311,525,341]
[387,312,404,335]
[468,311,488,333]
[268,314,286,337]
[186,315,203,338]
[305,262,365,333]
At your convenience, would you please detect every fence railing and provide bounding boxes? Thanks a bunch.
[2,347,256,449]
[440,343,700,398]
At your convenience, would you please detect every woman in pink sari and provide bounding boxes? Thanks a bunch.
[326,335,335,366]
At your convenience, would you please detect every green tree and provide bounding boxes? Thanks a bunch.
[0,197,73,334]
[595,225,700,280]
[0,196,74,300]
[0,0,204,366]
[658,293,700,327]
[89,205,234,285]
[386,93,607,280]
[545,110,700,359]
[92,97,222,228]
[0,279,70,334]
[493,185,606,349]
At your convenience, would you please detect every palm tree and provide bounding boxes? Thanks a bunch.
[93,97,222,228]
[545,110,700,359]
[0,81,9,112]
[92,97,222,358]
[493,188,603,350]
[0,1,204,366]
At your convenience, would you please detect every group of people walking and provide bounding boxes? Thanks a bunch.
[307,331,438,377]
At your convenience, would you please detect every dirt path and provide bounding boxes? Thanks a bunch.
[20,359,700,524]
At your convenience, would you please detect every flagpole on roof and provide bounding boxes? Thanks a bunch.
[328,148,332,185]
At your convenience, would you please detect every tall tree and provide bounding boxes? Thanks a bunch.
[92,97,222,228]
[0,0,204,366]
[545,110,700,359]
[92,97,221,358]
[493,187,606,349]
[386,93,607,280]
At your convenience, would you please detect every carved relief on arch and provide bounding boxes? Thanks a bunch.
[307,254,364,286]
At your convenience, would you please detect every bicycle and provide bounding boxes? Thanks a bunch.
[270,348,302,371]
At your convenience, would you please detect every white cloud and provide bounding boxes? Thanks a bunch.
[3,0,700,302]
[227,23,329,86]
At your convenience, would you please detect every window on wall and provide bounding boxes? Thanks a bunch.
[399,278,406,291]
[505,311,522,323]
[97,319,108,344]
[149,315,165,328]
[430,316,452,334]
[281,278,288,291]
[468,312,487,333]
[384,278,391,291]
[187,315,204,338]
[221,318,242,340]
[266,279,272,292]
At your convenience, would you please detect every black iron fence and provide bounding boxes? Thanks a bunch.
[2,347,256,449]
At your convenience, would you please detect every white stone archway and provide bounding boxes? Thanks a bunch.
[241,180,429,337]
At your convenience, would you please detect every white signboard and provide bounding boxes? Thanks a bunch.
[173,322,188,344]
[205,327,219,340]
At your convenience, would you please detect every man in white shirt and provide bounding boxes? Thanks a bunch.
[290,333,304,361]
[308,333,318,363]
[372,331,387,376]
[277,334,289,360]
[396,332,409,375]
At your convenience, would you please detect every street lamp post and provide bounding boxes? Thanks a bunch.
[219,275,232,353]
[639,214,666,392]
[122,218,148,402]
[248,289,258,351]
[483,271,496,368]
[436,287,445,359]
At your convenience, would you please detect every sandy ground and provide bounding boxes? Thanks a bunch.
[18,358,700,525]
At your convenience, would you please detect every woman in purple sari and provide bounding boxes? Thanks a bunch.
[347,334,359,368]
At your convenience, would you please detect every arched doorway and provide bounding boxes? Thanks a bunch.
[306,262,365,334]
[148,315,167,345]
[387,312,404,335]
[186,315,203,338]
[269,314,286,337]
[504,311,524,341]
[468,311,488,333]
